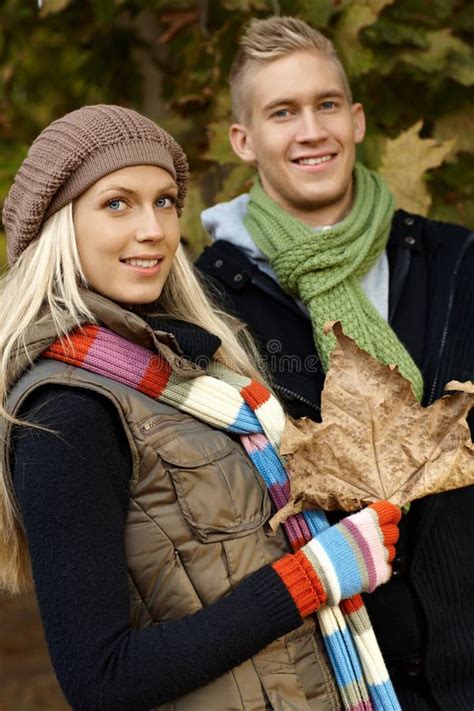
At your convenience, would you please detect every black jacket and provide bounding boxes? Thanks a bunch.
[197,209,474,711]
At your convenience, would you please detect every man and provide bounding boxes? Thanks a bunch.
[197,16,474,711]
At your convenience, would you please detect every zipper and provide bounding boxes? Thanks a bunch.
[140,414,186,436]
[427,233,474,405]
[141,416,162,433]
[273,383,321,413]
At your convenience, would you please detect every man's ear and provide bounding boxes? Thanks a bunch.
[352,103,366,145]
[229,123,256,164]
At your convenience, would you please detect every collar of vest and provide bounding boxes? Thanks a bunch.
[7,291,210,390]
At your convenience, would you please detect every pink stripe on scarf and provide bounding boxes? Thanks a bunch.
[84,328,151,388]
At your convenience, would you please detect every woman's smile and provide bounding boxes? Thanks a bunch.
[73,165,180,305]
[120,254,164,275]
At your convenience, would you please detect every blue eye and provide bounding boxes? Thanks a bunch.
[156,195,176,208]
[106,198,126,211]
[272,108,290,119]
[321,101,337,110]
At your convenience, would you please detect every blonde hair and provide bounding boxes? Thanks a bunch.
[0,203,265,594]
[230,16,352,123]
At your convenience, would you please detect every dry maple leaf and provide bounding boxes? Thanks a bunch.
[379,120,455,216]
[273,322,474,526]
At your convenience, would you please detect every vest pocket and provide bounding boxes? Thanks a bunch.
[148,419,271,543]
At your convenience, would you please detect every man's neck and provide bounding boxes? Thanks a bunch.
[259,178,354,228]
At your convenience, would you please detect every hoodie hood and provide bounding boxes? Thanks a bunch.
[201,194,278,280]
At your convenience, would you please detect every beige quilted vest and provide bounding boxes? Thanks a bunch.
[3,295,341,711]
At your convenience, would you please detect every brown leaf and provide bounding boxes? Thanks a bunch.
[277,323,474,522]
[379,121,456,216]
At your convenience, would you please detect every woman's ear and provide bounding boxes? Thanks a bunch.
[229,124,256,164]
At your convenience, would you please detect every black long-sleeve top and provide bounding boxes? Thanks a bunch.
[12,384,302,711]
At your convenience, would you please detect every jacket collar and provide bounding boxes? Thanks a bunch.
[389,210,424,253]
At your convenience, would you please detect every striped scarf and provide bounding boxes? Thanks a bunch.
[43,324,400,711]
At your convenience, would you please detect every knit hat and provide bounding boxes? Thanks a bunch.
[3,104,189,265]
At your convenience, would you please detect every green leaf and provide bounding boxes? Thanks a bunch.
[0,142,29,201]
[334,0,395,76]
[180,181,209,256]
[203,118,239,165]
[355,130,386,170]
[300,0,341,29]
[434,108,474,160]
[452,5,474,33]
[398,30,474,85]
[429,155,474,228]
[91,0,122,24]
[1,0,472,248]
[378,0,455,25]
[216,163,255,203]
[363,18,428,48]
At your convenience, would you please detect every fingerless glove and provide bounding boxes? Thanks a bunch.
[272,501,400,617]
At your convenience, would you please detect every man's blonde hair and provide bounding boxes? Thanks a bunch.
[230,16,352,123]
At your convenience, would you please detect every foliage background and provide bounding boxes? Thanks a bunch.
[0,0,473,269]
[0,3,472,707]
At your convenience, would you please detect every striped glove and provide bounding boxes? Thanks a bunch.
[272,501,400,617]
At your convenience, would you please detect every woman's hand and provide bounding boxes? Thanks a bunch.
[273,501,401,616]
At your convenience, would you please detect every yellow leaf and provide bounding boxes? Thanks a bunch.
[272,323,474,526]
[39,0,71,17]
[379,121,455,215]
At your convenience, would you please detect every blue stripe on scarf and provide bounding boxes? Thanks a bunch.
[370,681,403,709]
[247,445,288,487]
[324,625,366,691]
[302,509,330,536]
[227,403,261,433]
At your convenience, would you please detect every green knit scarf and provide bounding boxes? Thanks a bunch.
[245,162,424,401]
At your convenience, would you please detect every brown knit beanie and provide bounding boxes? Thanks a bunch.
[3,104,189,265]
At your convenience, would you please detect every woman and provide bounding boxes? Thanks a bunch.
[0,105,400,711]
